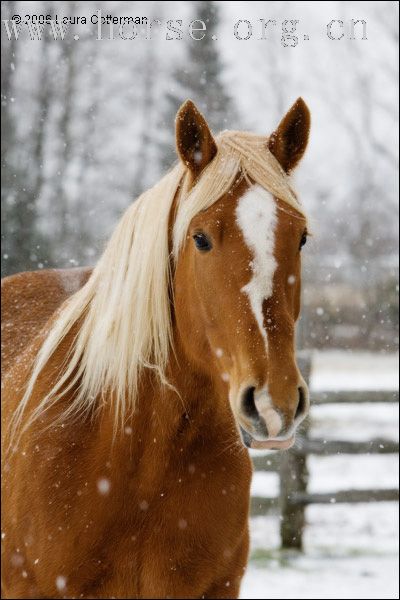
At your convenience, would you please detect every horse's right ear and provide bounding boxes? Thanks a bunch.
[268,98,310,174]
[176,100,217,176]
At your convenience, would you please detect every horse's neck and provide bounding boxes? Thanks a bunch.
[95,332,231,480]
[130,348,222,450]
[90,371,209,501]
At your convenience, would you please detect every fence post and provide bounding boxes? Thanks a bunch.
[279,351,312,550]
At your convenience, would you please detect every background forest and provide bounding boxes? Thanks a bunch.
[1,0,398,351]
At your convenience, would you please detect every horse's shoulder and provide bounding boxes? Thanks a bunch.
[2,265,92,292]
[1,266,92,319]
[1,267,92,374]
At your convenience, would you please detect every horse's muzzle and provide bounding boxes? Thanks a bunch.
[237,383,308,450]
[239,425,295,450]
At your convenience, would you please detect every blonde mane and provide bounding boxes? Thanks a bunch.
[10,130,306,441]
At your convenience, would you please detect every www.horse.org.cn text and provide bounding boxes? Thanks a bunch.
[3,11,368,46]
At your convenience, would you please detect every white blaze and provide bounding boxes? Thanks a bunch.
[235,184,278,348]
[254,390,283,438]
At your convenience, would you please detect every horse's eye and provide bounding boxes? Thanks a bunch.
[299,231,307,251]
[193,232,212,252]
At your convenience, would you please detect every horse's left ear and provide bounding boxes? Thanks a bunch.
[268,98,310,173]
[176,100,217,176]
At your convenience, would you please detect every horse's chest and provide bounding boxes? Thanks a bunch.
[132,451,252,553]
[119,454,252,597]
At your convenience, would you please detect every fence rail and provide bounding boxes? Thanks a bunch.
[290,437,399,455]
[250,353,399,549]
[312,390,399,404]
[251,488,399,516]
[288,488,400,505]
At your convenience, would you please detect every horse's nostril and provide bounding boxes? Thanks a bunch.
[242,386,258,421]
[295,386,307,420]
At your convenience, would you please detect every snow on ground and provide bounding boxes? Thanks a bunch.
[311,351,399,391]
[251,454,399,498]
[242,555,399,599]
[242,503,399,599]
[242,352,399,599]
[310,402,399,442]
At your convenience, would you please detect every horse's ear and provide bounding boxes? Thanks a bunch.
[268,98,310,173]
[176,100,217,176]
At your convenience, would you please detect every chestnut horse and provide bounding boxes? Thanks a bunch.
[1,98,311,599]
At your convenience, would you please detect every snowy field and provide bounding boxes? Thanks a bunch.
[241,352,399,599]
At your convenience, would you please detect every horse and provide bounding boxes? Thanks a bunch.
[1,97,311,599]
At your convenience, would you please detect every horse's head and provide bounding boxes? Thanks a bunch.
[173,99,311,450]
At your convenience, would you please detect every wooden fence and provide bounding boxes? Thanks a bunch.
[250,352,399,549]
